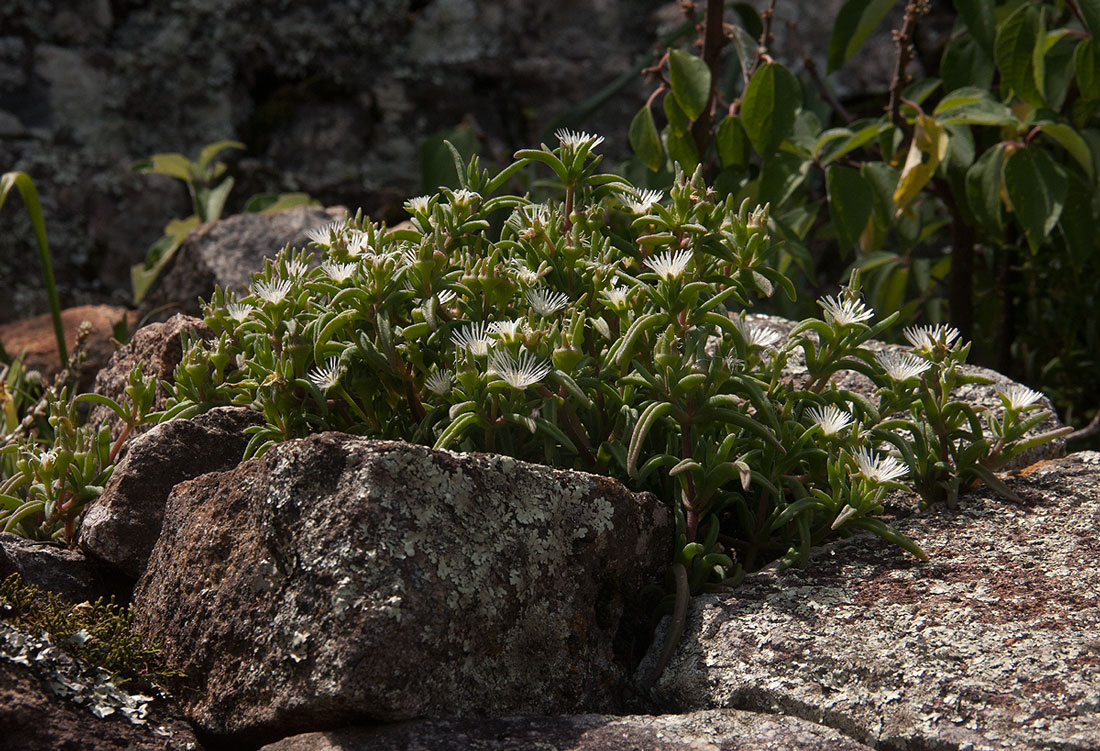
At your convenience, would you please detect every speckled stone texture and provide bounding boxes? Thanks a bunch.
[0,0,667,323]
[740,314,1067,470]
[0,622,202,750]
[137,205,347,323]
[0,533,128,605]
[642,451,1100,751]
[257,710,875,750]
[78,406,265,579]
[132,433,672,744]
[89,314,212,447]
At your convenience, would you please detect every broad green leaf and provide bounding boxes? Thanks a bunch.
[954,0,995,54]
[197,140,244,174]
[934,86,1016,126]
[669,49,712,121]
[716,116,751,169]
[419,123,477,191]
[199,177,233,222]
[944,123,975,169]
[664,91,691,131]
[133,153,193,182]
[741,62,801,156]
[665,126,699,173]
[965,143,1005,235]
[828,0,898,72]
[759,152,810,208]
[1079,0,1100,37]
[131,215,199,304]
[1004,146,1068,252]
[995,4,1045,108]
[1038,123,1094,177]
[893,115,949,215]
[862,161,900,230]
[1060,171,1098,266]
[826,165,873,252]
[243,192,319,213]
[1075,39,1100,101]
[629,106,664,171]
[728,23,759,86]
[1031,7,1047,103]
[941,35,994,92]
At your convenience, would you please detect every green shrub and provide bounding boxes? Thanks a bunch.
[627,0,1100,433]
[162,133,1064,589]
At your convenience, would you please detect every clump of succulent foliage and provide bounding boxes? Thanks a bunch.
[1,326,157,542]
[153,132,1066,590]
[0,574,181,688]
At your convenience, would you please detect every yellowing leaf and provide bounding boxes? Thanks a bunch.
[892,116,949,216]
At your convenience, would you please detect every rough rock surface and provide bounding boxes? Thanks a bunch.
[0,0,666,322]
[642,451,1100,750]
[0,533,127,605]
[133,433,672,743]
[0,304,133,390]
[137,205,347,322]
[258,710,874,751]
[0,621,201,750]
[744,313,1067,470]
[89,314,212,446]
[78,406,265,579]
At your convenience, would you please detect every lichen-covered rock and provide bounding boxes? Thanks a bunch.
[0,533,127,605]
[642,451,1100,750]
[137,205,347,322]
[89,314,211,447]
[258,710,874,751]
[0,621,202,751]
[132,433,672,744]
[78,406,264,579]
[741,313,1067,470]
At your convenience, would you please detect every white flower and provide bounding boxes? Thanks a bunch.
[436,289,456,306]
[488,349,551,390]
[305,221,343,247]
[308,357,341,392]
[321,262,356,282]
[903,324,961,352]
[876,351,931,382]
[1000,384,1044,411]
[555,128,604,149]
[733,317,782,349]
[526,288,570,317]
[405,195,433,214]
[601,285,632,309]
[283,259,309,278]
[807,405,853,436]
[451,322,493,356]
[818,294,874,326]
[450,188,480,207]
[425,369,453,396]
[509,262,542,286]
[347,231,370,257]
[853,447,908,484]
[621,189,664,214]
[226,303,254,322]
[253,279,293,305]
[489,319,525,341]
[643,249,692,281]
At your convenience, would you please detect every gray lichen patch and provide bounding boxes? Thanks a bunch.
[644,451,1100,751]
[133,433,672,742]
